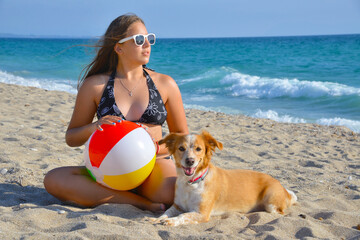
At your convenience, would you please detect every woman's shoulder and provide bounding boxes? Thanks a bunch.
[148,71,177,89]
[79,73,110,92]
[148,71,181,102]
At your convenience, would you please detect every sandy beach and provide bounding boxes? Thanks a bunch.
[0,82,359,239]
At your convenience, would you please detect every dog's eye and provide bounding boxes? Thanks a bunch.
[179,146,185,152]
[195,147,202,152]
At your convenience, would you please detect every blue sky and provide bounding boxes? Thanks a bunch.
[0,0,359,38]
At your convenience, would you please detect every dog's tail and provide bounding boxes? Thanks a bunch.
[286,189,297,206]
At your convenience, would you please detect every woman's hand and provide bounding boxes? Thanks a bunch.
[95,115,124,131]
[136,122,160,154]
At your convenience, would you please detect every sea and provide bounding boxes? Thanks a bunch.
[1,34,360,133]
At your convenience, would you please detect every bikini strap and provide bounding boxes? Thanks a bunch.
[142,68,154,86]
[110,69,116,80]
[142,64,155,72]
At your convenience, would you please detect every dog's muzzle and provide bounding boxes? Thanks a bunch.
[185,157,195,166]
[183,158,197,176]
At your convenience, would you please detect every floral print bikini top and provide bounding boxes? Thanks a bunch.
[96,68,167,125]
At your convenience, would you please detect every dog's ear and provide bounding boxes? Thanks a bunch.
[158,133,182,154]
[201,130,223,154]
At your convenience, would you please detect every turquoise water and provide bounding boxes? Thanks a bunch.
[1,35,360,132]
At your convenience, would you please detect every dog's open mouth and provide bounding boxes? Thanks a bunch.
[182,166,197,176]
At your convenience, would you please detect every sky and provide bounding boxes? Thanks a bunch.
[0,0,359,38]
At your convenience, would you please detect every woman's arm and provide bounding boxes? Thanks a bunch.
[155,74,188,156]
[65,77,99,147]
[65,75,123,147]
[163,75,188,135]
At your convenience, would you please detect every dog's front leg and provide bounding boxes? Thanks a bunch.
[162,198,215,226]
[159,204,183,220]
[147,204,183,224]
[161,212,207,226]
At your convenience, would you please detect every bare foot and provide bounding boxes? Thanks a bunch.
[148,203,166,213]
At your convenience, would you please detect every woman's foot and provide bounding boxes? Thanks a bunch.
[149,203,166,213]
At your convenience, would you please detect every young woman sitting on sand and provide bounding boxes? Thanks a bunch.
[43,14,188,212]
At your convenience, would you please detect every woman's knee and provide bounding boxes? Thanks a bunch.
[137,160,177,205]
[43,167,83,195]
[155,159,177,204]
[155,176,176,205]
[43,168,61,193]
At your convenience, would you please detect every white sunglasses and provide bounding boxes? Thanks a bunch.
[118,33,156,46]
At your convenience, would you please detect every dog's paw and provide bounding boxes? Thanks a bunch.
[160,217,180,226]
[160,214,203,226]
[143,216,168,224]
[144,216,178,226]
[143,216,160,223]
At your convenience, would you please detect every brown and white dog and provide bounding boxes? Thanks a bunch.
[151,131,297,226]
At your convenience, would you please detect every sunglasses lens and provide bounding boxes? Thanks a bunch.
[148,34,156,45]
[135,35,145,46]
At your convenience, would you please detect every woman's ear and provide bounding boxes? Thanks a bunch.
[114,44,122,54]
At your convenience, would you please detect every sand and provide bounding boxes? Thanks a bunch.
[0,82,359,239]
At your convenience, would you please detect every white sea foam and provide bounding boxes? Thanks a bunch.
[221,72,360,99]
[179,67,236,84]
[179,75,204,83]
[316,118,360,133]
[253,110,307,124]
[0,70,77,94]
[179,70,217,84]
[252,109,360,133]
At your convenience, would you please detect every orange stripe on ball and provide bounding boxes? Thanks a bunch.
[102,153,156,190]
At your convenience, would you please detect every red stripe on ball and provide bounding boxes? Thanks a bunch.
[88,121,140,168]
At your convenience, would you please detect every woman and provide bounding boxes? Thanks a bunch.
[43,14,188,212]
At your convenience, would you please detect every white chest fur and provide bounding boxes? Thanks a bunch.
[174,177,205,212]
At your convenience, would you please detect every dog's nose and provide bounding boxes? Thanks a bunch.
[185,158,195,166]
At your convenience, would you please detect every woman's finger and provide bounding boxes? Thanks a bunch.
[136,122,148,131]
[95,121,104,131]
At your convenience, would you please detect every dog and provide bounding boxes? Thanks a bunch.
[150,131,297,226]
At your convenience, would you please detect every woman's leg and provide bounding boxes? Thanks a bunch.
[43,166,165,212]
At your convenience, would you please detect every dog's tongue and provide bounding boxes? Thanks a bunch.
[183,167,196,176]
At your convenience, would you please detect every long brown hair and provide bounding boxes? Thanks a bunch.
[78,14,145,88]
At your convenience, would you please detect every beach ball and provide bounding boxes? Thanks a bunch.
[84,120,156,190]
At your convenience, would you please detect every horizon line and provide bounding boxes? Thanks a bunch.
[0,32,359,40]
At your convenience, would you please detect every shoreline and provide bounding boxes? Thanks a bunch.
[2,81,359,134]
[1,82,360,239]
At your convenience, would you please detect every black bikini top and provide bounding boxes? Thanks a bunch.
[96,68,167,125]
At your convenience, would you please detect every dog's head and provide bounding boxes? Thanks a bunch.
[159,131,223,178]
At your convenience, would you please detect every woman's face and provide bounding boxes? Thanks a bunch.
[118,21,152,66]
